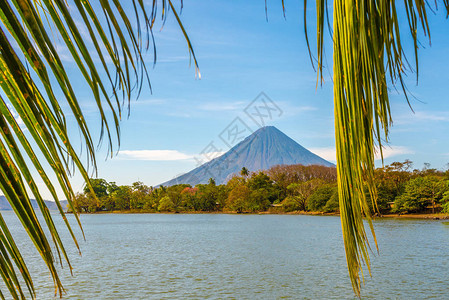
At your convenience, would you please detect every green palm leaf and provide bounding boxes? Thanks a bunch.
[307,0,448,296]
[0,0,197,298]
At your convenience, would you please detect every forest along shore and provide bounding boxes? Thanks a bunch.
[71,161,449,218]
[71,209,449,220]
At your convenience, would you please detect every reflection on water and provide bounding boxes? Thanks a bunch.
[3,212,449,299]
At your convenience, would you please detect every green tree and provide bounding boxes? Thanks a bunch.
[307,184,338,212]
[226,175,246,190]
[281,196,303,212]
[166,184,191,212]
[83,178,110,210]
[443,189,449,202]
[208,178,216,186]
[130,182,151,209]
[147,186,167,211]
[180,187,199,211]
[107,182,120,196]
[247,189,271,212]
[100,194,116,212]
[442,185,449,213]
[394,176,447,213]
[284,179,325,211]
[158,196,176,212]
[323,191,340,213]
[245,172,277,211]
[226,185,251,213]
[247,172,278,202]
[374,161,419,214]
[73,192,97,213]
[83,179,109,198]
[111,186,133,211]
[240,167,249,178]
[247,172,272,190]
[195,183,221,211]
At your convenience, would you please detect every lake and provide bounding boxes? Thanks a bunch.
[3,212,449,299]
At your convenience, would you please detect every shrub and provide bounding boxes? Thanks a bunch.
[226,185,251,212]
[393,176,447,213]
[307,185,337,211]
[281,196,302,212]
[323,191,339,213]
[158,196,175,212]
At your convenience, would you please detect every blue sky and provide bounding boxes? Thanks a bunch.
[18,1,449,198]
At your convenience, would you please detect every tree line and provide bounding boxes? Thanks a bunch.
[72,161,449,215]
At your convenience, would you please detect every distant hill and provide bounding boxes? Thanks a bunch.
[0,195,68,211]
[162,126,334,186]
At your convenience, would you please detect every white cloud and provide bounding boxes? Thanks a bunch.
[157,56,189,63]
[396,110,449,125]
[198,101,245,111]
[309,145,414,163]
[275,101,319,118]
[415,111,449,121]
[6,103,25,129]
[375,146,414,160]
[309,147,337,162]
[118,150,192,161]
[133,98,166,106]
[54,42,75,62]
[166,112,191,118]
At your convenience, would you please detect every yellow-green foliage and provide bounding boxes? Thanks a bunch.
[307,0,443,294]
[158,196,176,212]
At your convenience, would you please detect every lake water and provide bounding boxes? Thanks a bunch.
[3,212,449,299]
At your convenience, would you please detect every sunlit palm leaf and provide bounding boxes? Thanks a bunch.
[307,0,448,296]
[0,0,197,298]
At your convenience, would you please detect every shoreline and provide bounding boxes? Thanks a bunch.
[378,213,449,220]
[70,209,449,219]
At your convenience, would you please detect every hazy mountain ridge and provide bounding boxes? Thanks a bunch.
[0,195,68,211]
[162,126,334,186]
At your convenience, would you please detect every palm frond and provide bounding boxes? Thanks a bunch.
[308,0,448,296]
[0,0,197,298]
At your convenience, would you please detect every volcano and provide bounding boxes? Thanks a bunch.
[161,126,334,186]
